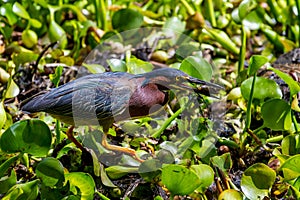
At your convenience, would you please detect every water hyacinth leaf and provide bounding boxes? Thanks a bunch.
[0,154,19,177]
[127,57,153,74]
[211,152,233,172]
[82,63,106,74]
[281,135,300,155]
[139,159,162,182]
[29,18,42,28]
[242,10,263,30]
[280,154,300,181]
[268,66,300,96]
[0,119,52,156]
[248,55,269,76]
[106,166,138,179]
[161,164,201,195]
[1,3,18,25]
[112,9,143,32]
[238,0,258,20]
[218,189,243,200]
[0,101,6,129]
[49,20,67,48]
[180,56,213,81]
[190,164,214,193]
[5,79,20,99]
[241,163,276,200]
[261,99,292,130]
[100,164,116,187]
[36,157,65,187]
[12,2,30,19]
[0,170,17,194]
[241,77,282,100]
[107,58,127,72]
[65,172,95,199]
[3,179,39,200]
[12,51,39,67]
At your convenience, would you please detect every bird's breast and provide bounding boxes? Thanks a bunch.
[128,83,167,117]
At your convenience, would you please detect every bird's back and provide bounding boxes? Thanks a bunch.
[21,72,136,126]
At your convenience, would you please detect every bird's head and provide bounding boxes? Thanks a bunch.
[135,68,223,95]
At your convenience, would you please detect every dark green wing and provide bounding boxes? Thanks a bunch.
[21,72,135,125]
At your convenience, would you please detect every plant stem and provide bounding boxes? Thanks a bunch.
[296,0,300,46]
[238,25,246,74]
[207,0,216,27]
[152,107,183,138]
[245,74,256,130]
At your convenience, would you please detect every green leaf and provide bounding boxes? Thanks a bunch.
[36,157,65,187]
[211,152,233,172]
[0,3,18,25]
[100,164,116,187]
[49,20,67,48]
[261,99,292,131]
[12,51,39,67]
[107,58,127,72]
[238,0,257,20]
[5,79,20,99]
[0,169,17,194]
[112,9,143,32]
[180,56,213,82]
[29,18,42,28]
[12,2,30,19]
[190,164,214,193]
[218,189,243,200]
[0,101,7,129]
[49,66,63,87]
[242,10,263,30]
[282,135,300,155]
[82,63,106,74]
[3,179,39,200]
[0,154,19,177]
[280,154,300,181]
[106,165,138,179]
[241,77,282,100]
[0,119,52,156]
[268,66,300,96]
[241,163,276,200]
[204,28,239,55]
[161,164,201,195]
[127,57,153,74]
[139,159,162,182]
[65,172,95,199]
[248,55,268,76]
[163,17,186,35]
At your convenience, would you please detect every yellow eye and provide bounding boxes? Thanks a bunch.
[175,76,181,81]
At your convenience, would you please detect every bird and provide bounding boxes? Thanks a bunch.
[21,68,222,161]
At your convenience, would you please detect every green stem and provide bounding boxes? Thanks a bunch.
[180,0,195,15]
[152,107,183,138]
[266,135,284,143]
[207,0,216,27]
[296,0,300,46]
[244,74,256,130]
[238,26,247,74]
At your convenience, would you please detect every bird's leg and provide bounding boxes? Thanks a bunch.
[101,133,144,162]
[65,125,85,151]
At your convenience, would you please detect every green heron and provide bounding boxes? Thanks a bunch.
[21,68,222,161]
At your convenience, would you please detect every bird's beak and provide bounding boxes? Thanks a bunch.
[185,76,224,90]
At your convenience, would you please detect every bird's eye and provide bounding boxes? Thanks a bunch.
[175,76,181,81]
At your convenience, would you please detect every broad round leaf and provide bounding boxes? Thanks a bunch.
[190,164,214,193]
[280,154,300,181]
[112,9,143,32]
[107,58,127,72]
[65,172,95,199]
[0,119,52,156]
[161,164,201,195]
[248,55,268,76]
[261,99,292,130]
[241,163,276,200]
[180,56,213,81]
[36,157,65,187]
[218,189,243,200]
[241,77,282,100]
